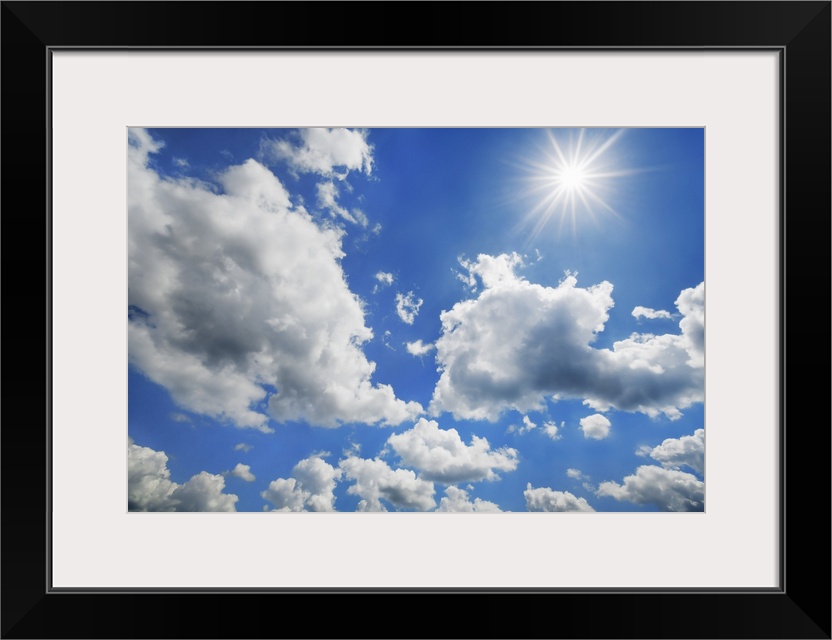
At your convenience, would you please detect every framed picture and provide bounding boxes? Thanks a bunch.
[3,2,829,638]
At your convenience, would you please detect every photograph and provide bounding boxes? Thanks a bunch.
[128,126,705,513]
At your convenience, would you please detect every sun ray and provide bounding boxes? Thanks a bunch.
[517,128,633,241]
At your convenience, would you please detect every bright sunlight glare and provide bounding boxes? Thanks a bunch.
[519,128,633,240]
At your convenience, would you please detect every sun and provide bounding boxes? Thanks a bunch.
[520,128,631,239]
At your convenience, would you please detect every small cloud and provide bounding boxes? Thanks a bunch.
[170,412,192,424]
[173,157,189,169]
[267,128,374,179]
[580,414,612,440]
[632,306,673,320]
[395,291,423,325]
[543,420,563,440]
[508,415,536,435]
[373,271,394,293]
[566,468,585,480]
[229,463,256,482]
[406,339,435,357]
[234,443,253,453]
[524,484,595,512]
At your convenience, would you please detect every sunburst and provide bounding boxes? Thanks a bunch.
[521,128,632,239]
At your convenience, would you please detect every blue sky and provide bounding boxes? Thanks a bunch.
[127,127,704,513]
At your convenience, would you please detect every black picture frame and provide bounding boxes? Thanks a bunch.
[2,2,829,638]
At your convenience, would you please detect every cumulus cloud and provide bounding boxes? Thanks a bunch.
[395,291,423,325]
[233,443,253,453]
[406,339,435,357]
[429,253,704,422]
[641,429,704,475]
[386,418,518,483]
[339,456,435,512]
[437,486,503,512]
[262,453,341,512]
[580,414,612,440]
[375,272,394,286]
[128,440,238,512]
[524,484,595,512]
[596,465,704,511]
[632,306,673,320]
[566,468,585,480]
[543,420,563,440]
[229,463,256,482]
[268,128,373,178]
[128,128,421,430]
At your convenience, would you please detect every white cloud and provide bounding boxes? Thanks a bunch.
[632,306,673,320]
[508,414,536,435]
[395,291,423,324]
[386,418,518,483]
[128,128,421,430]
[339,456,435,512]
[429,253,704,422]
[580,414,612,440]
[524,484,595,512]
[233,443,253,453]
[268,128,373,178]
[316,180,367,226]
[406,340,435,357]
[375,272,394,286]
[543,420,563,440]
[229,463,256,482]
[173,472,239,512]
[437,486,503,512]
[566,468,585,480]
[262,453,342,512]
[596,465,704,511]
[128,440,238,512]
[644,428,704,474]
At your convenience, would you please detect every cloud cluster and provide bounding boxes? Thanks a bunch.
[262,454,341,512]
[524,484,596,512]
[339,456,436,512]
[395,291,423,324]
[596,465,704,511]
[640,429,704,475]
[429,253,704,422]
[128,128,421,430]
[128,440,238,512]
[387,418,518,483]
[437,486,503,512]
